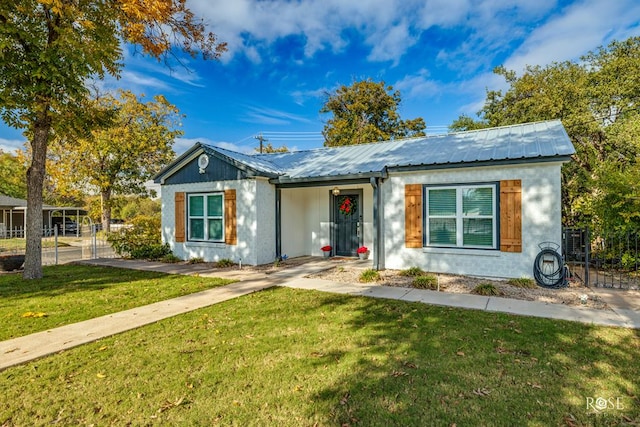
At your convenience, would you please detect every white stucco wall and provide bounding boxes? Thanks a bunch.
[160,178,276,265]
[382,162,564,278]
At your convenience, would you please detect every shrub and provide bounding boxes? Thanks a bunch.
[215,258,235,268]
[162,253,182,263]
[399,266,425,277]
[129,243,171,260]
[473,283,502,296]
[107,215,164,259]
[188,257,205,264]
[507,277,536,288]
[412,274,438,290]
[359,268,381,283]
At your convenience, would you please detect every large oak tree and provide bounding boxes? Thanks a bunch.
[321,79,426,146]
[450,37,640,231]
[49,90,182,232]
[0,0,225,278]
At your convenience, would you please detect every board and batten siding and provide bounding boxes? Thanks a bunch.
[389,163,563,279]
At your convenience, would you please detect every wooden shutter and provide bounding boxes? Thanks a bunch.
[175,192,185,243]
[500,180,522,253]
[224,189,237,245]
[405,184,423,248]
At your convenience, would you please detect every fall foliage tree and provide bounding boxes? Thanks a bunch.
[450,37,640,231]
[0,150,27,199]
[0,0,225,278]
[255,142,289,153]
[321,79,426,146]
[50,90,182,232]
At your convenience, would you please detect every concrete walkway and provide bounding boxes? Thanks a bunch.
[1,258,639,371]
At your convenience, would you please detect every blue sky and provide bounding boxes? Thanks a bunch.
[1,0,640,154]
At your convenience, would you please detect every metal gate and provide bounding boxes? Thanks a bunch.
[563,227,639,290]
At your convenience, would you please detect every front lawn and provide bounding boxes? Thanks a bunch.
[0,264,234,340]
[1,287,638,425]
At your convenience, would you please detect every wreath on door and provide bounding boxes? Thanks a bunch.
[338,195,357,216]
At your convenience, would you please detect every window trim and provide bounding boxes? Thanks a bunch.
[187,192,225,243]
[424,183,498,250]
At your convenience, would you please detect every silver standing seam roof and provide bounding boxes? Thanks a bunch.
[156,120,575,184]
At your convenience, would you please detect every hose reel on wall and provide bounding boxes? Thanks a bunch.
[533,242,568,288]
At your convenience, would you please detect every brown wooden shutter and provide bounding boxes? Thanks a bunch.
[500,180,522,252]
[224,189,237,245]
[175,192,185,243]
[405,184,423,248]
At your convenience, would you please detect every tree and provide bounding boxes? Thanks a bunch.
[255,142,289,153]
[450,37,640,229]
[0,1,225,279]
[50,90,181,232]
[0,150,27,198]
[320,79,426,146]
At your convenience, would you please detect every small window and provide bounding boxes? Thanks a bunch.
[188,193,224,242]
[425,184,497,249]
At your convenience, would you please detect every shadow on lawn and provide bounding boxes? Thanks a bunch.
[298,291,640,426]
[0,264,172,300]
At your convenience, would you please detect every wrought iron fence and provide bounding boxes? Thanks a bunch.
[563,227,639,290]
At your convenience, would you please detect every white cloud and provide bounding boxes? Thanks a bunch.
[191,0,619,72]
[241,105,313,126]
[0,138,26,153]
[366,20,418,65]
[504,0,640,73]
[175,137,255,155]
[394,69,442,99]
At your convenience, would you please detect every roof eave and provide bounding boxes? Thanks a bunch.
[209,150,280,179]
[386,155,574,173]
[271,171,385,188]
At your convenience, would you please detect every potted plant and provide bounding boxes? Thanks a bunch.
[357,246,369,260]
[321,245,332,258]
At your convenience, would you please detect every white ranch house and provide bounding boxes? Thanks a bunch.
[154,120,575,279]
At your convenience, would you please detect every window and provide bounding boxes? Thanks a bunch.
[188,193,224,241]
[425,184,497,249]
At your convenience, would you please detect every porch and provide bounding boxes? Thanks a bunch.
[277,182,378,262]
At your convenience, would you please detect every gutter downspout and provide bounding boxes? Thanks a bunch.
[275,188,282,261]
[370,176,381,270]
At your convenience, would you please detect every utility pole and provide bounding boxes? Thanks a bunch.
[255,133,267,154]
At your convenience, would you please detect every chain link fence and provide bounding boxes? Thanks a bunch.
[0,225,117,270]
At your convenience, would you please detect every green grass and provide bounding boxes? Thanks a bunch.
[215,258,235,268]
[507,277,537,288]
[0,265,234,340]
[359,268,381,282]
[412,274,438,290]
[399,266,425,277]
[0,237,71,252]
[0,287,638,425]
[473,282,503,296]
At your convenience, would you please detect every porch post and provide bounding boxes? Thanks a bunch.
[371,177,381,270]
[275,188,282,260]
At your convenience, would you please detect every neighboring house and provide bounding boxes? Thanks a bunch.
[0,194,86,237]
[154,120,575,279]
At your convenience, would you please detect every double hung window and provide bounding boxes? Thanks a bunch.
[188,193,224,242]
[425,184,497,249]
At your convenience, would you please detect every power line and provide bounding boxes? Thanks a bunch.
[254,133,268,154]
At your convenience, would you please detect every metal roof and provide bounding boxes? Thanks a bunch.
[162,120,575,184]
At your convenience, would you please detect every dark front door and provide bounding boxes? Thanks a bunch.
[333,191,362,257]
